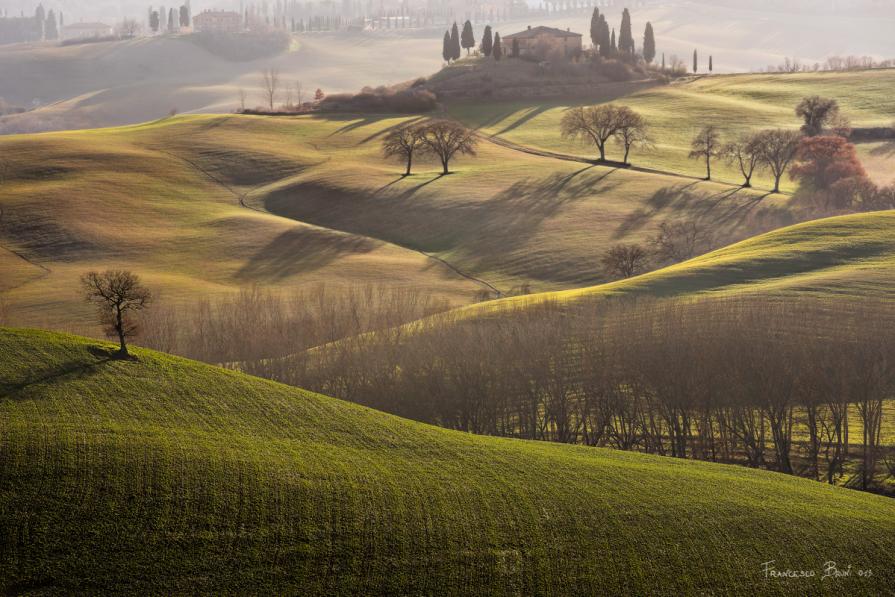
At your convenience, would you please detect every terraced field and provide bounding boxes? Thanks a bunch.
[1,327,893,595]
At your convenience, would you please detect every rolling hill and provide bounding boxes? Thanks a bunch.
[1,327,893,594]
[0,115,485,331]
[449,69,895,191]
[455,209,895,318]
[0,111,798,331]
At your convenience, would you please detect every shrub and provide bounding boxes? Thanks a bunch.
[318,88,437,114]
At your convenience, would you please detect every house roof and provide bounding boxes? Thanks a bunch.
[503,26,582,40]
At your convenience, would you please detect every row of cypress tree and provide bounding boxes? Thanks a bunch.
[442,21,507,63]
[589,7,656,64]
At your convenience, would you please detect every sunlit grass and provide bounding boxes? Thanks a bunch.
[1,327,893,594]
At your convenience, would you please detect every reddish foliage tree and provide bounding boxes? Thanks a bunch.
[790,135,866,190]
[791,135,871,211]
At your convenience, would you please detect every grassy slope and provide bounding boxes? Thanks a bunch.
[449,69,895,191]
[1,327,893,595]
[0,115,483,329]
[459,210,895,315]
[0,112,796,328]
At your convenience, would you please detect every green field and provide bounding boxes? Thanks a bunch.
[448,69,895,192]
[2,327,893,595]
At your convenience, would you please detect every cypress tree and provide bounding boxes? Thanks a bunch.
[180,5,190,28]
[442,30,452,62]
[643,22,656,64]
[512,37,519,58]
[598,16,610,58]
[168,8,177,32]
[661,53,665,70]
[589,7,600,50]
[610,29,616,53]
[481,25,493,57]
[693,49,698,73]
[709,55,713,72]
[450,22,461,61]
[461,20,475,55]
[45,10,58,40]
[619,8,633,54]
[493,33,502,61]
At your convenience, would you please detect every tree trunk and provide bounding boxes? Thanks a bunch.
[405,152,413,176]
[442,159,450,175]
[705,155,711,180]
[598,143,606,162]
[115,307,128,356]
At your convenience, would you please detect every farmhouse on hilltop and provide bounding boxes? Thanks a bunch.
[193,10,242,33]
[503,25,582,59]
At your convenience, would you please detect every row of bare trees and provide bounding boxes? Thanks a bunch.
[249,296,893,493]
[138,284,449,366]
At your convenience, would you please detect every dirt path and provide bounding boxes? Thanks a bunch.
[479,132,791,196]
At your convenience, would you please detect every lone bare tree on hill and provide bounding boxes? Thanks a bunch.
[689,125,722,180]
[82,270,152,357]
[382,124,426,176]
[419,120,478,175]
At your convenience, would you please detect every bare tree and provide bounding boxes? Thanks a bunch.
[238,88,246,112]
[81,270,152,357]
[689,125,722,180]
[418,120,478,175]
[602,244,649,279]
[295,81,304,109]
[722,134,762,188]
[261,68,280,112]
[753,129,802,193]
[382,124,426,176]
[613,107,652,165]
[116,18,141,37]
[561,105,627,162]
[649,221,711,264]
[795,96,840,137]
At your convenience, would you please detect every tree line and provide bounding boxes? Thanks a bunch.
[276,296,895,494]
[73,271,895,494]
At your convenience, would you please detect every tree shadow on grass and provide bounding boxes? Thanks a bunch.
[236,226,380,282]
[0,350,114,398]
[614,184,790,244]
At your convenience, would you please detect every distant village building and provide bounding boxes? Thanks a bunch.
[192,10,242,33]
[503,25,582,59]
[61,22,113,41]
